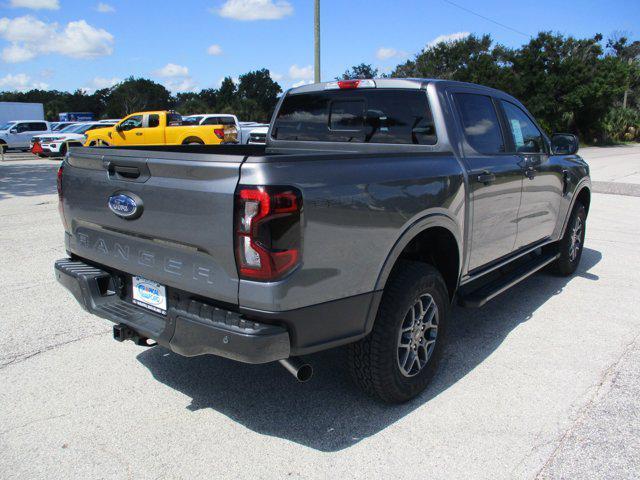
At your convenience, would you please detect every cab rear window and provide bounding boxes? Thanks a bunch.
[272,89,437,145]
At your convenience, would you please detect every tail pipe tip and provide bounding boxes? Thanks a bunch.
[279,358,313,382]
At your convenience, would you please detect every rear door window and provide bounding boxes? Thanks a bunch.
[272,89,437,145]
[166,113,182,126]
[454,93,505,155]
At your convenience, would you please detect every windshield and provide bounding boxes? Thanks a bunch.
[0,122,16,130]
[62,123,94,134]
[272,89,437,145]
[59,124,79,132]
[74,123,101,134]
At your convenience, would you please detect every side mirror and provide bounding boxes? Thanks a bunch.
[9,128,17,134]
[551,133,579,155]
[115,124,123,132]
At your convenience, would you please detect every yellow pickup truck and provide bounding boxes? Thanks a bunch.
[84,111,236,147]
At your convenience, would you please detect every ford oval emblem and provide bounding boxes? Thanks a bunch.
[108,193,142,219]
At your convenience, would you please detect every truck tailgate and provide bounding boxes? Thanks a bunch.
[61,147,244,305]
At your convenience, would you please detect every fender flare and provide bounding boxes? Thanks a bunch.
[86,135,108,146]
[560,179,591,238]
[181,136,204,145]
[374,212,463,292]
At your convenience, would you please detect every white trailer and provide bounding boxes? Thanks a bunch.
[0,102,45,125]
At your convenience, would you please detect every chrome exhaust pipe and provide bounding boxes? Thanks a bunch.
[279,358,313,382]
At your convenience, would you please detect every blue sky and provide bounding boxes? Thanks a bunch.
[0,0,639,93]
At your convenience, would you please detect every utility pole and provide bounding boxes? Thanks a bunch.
[314,0,320,83]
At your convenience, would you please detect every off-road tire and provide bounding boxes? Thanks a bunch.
[347,261,449,403]
[552,202,586,276]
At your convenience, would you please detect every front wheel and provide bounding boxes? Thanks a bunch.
[552,202,587,276]
[348,261,449,403]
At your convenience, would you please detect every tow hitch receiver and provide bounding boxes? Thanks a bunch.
[113,324,157,347]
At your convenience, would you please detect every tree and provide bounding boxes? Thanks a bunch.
[390,32,632,141]
[392,34,510,89]
[105,77,171,117]
[217,77,237,109]
[237,69,282,122]
[607,34,640,109]
[338,63,379,80]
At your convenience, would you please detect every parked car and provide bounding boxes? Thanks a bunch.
[55,78,590,403]
[0,120,50,151]
[247,125,268,144]
[51,122,78,132]
[31,121,118,157]
[182,114,267,144]
[84,111,236,146]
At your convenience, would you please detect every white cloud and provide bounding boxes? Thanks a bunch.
[164,78,197,93]
[39,68,54,79]
[376,47,406,61]
[427,31,470,48]
[154,63,189,77]
[9,0,59,10]
[53,20,114,58]
[0,73,48,91]
[207,44,223,56]
[1,43,36,62]
[154,63,195,92]
[288,64,313,80]
[0,16,114,63]
[270,71,283,82]
[83,76,120,93]
[291,79,312,88]
[217,0,293,21]
[96,3,115,13]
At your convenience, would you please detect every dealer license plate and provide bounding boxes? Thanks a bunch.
[132,276,167,315]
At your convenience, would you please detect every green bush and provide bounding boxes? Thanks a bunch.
[602,108,640,142]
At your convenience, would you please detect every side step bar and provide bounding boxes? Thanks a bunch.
[458,252,560,308]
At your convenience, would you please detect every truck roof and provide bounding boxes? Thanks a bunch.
[288,77,508,96]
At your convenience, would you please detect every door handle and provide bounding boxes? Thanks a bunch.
[135,132,143,136]
[476,171,496,185]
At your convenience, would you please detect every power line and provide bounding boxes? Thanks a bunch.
[441,0,531,39]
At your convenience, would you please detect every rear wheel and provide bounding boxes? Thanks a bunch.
[348,261,448,403]
[551,202,586,276]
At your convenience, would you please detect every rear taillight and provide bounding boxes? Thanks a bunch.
[234,185,302,281]
[57,162,63,199]
[57,162,68,229]
[214,127,238,143]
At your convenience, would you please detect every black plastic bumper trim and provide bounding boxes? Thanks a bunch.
[54,258,290,364]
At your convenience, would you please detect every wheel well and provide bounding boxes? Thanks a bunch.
[575,187,591,214]
[394,227,460,300]
[182,137,203,144]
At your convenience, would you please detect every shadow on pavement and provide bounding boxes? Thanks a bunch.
[0,161,59,200]
[136,248,601,452]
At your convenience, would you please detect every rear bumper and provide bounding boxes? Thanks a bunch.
[54,258,291,363]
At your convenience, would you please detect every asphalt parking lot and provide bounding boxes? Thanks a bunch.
[1,146,639,479]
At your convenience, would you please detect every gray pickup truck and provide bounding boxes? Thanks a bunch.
[55,78,590,403]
